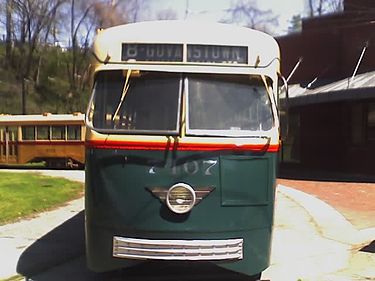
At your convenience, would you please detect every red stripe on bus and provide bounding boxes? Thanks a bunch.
[85,140,280,152]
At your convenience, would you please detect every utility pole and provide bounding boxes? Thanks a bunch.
[185,0,189,19]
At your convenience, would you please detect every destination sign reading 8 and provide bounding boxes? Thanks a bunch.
[122,43,183,62]
[121,43,248,64]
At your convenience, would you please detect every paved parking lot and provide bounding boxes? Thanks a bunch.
[0,170,374,281]
[278,178,375,229]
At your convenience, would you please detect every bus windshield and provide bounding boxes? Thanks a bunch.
[90,70,182,134]
[88,71,274,136]
[187,74,273,137]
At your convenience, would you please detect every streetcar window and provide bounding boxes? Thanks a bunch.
[7,127,18,141]
[67,125,81,140]
[22,126,36,140]
[9,127,17,156]
[36,126,50,140]
[52,126,66,140]
[186,74,273,137]
[90,70,181,134]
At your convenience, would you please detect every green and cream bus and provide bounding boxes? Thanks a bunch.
[85,20,286,280]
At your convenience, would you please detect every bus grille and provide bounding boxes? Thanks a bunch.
[113,236,243,261]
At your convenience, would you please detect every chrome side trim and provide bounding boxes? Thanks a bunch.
[113,236,243,261]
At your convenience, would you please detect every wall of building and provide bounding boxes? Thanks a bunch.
[277,6,375,84]
[298,102,346,170]
[277,0,375,175]
[285,100,375,175]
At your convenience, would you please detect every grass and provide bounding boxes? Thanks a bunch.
[0,275,24,281]
[0,172,83,225]
[0,162,46,169]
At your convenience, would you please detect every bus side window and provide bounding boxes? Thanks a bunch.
[67,125,81,140]
[22,126,36,140]
[51,125,66,140]
[36,126,50,140]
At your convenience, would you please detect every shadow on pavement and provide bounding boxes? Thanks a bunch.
[360,240,375,253]
[16,211,258,281]
[17,211,86,278]
[279,164,375,183]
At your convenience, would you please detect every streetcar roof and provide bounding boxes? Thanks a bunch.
[93,20,280,72]
[0,113,85,126]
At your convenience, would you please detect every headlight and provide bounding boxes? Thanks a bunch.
[166,183,196,214]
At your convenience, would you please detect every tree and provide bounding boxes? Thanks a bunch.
[157,8,177,20]
[288,14,302,34]
[98,0,149,25]
[123,0,149,23]
[0,0,152,114]
[91,0,128,28]
[306,0,343,17]
[58,0,103,112]
[10,0,66,113]
[223,0,278,34]
[68,0,91,92]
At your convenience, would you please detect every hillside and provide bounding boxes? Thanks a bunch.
[0,43,91,115]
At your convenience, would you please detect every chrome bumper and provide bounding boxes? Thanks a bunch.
[113,236,243,261]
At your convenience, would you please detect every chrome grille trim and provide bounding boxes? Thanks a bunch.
[113,236,243,261]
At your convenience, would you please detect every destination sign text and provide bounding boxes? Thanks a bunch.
[187,45,248,64]
[121,43,248,64]
[122,43,183,62]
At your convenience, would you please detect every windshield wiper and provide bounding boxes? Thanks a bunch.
[112,70,132,122]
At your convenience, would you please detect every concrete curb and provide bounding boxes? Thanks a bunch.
[278,184,375,247]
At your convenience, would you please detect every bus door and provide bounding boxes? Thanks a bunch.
[0,126,18,164]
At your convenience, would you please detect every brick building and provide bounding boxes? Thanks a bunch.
[277,0,375,174]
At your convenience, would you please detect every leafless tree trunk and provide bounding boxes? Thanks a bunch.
[69,0,94,93]
[5,0,12,68]
[308,0,315,17]
[307,0,343,17]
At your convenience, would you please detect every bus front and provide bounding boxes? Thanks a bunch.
[85,21,282,279]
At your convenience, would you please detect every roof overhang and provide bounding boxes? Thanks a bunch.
[285,70,375,107]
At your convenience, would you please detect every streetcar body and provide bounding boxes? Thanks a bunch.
[85,21,283,278]
[0,113,85,168]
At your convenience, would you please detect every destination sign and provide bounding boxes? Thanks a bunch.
[121,43,248,64]
[122,43,183,62]
[187,44,248,64]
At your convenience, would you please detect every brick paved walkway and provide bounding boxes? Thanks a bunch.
[278,178,375,229]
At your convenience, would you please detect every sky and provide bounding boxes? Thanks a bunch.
[146,0,305,36]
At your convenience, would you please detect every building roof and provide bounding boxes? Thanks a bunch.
[0,113,85,126]
[287,70,375,106]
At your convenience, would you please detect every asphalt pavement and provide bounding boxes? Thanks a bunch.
[0,170,374,281]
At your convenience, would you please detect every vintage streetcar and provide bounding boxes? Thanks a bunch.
[85,21,287,280]
[0,112,85,168]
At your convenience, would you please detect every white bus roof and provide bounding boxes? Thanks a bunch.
[93,21,280,75]
[0,113,85,126]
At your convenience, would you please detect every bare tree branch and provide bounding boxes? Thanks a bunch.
[157,8,177,20]
[307,0,343,17]
[223,0,278,33]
